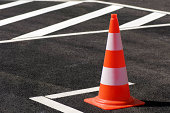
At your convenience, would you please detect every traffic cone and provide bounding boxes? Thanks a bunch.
[84,14,145,110]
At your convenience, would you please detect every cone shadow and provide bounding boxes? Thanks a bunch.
[140,100,170,107]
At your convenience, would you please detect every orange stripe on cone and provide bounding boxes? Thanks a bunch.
[84,14,145,110]
[104,50,125,68]
[98,83,130,101]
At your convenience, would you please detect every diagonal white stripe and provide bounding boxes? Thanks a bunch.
[0,1,83,27]
[93,1,170,15]
[0,1,33,10]
[119,12,166,28]
[30,96,83,113]
[12,5,123,39]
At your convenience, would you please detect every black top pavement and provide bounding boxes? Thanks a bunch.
[0,1,169,113]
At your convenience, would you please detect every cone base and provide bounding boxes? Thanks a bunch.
[84,96,145,110]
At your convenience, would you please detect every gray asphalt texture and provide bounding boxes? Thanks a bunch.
[0,1,170,113]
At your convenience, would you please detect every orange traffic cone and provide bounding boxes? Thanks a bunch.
[84,14,145,110]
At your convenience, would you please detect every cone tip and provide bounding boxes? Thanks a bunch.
[109,14,120,33]
[111,14,117,19]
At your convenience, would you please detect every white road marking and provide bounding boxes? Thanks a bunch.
[93,0,170,15]
[0,23,170,44]
[18,0,95,1]
[121,23,170,30]
[30,96,83,113]
[0,30,108,43]
[0,1,33,10]
[0,1,83,27]
[46,87,99,99]
[12,11,165,40]
[120,12,166,28]
[30,82,134,112]
[16,0,170,15]
[45,82,134,99]
[12,5,123,39]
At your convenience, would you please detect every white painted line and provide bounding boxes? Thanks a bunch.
[0,30,107,43]
[46,87,99,99]
[30,96,83,113]
[121,23,170,30]
[12,5,123,39]
[120,13,166,28]
[18,0,95,1]
[45,82,134,99]
[0,1,83,27]
[0,23,170,44]
[92,1,170,15]
[12,12,166,40]
[0,1,33,10]
[30,82,134,112]
[15,0,170,15]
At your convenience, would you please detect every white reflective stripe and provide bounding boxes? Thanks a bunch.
[106,33,123,51]
[100,67,128,86]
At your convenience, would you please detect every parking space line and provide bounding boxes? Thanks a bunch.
[45,82,134,99]
[121,23,170,30]
[12,5,123,40]
[0,23,169,43]
[0,1,83,27]
[120,12,166,28]
[0,1,33,10]
[46,87,99,99]
[30,96,83,113]
[30,82,134,112]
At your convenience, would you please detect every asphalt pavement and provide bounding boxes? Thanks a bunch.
[0,0,169,113]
